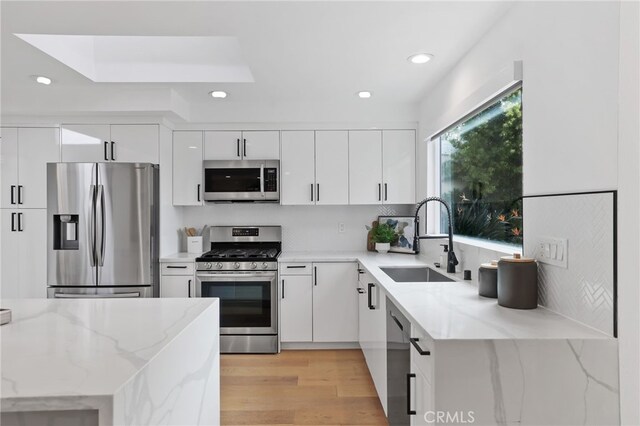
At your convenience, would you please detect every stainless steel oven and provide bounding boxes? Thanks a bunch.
[203,160,279,202]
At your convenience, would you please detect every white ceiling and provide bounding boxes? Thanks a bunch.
[0,1,512,122]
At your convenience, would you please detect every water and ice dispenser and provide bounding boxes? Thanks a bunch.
[53,214,79,250]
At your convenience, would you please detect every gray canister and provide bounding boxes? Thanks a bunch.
[478,261,498,298]
[497,253,538,309]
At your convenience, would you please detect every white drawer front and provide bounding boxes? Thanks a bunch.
[161,262,195,276]
[279,262,312,275]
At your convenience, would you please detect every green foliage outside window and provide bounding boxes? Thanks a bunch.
[440,88,523,245]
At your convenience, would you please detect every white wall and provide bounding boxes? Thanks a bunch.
[416,1,638,422]
[158,124,183,256]
[180,204,412,252]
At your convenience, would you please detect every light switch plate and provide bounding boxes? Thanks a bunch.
[338,223,346,233]
[536,236,568,268]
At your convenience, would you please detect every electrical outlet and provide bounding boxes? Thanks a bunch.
[338,223,346,233]
[535,237,568,268]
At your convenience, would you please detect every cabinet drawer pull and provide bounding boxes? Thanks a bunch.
[367,283,375,309]
[410,337,431,356]
[390,313,403,331]
[357,288,365,294]
[166,265,188,269]
[407,373,417,415]
[286,265,306,269]
[17,185,23,205]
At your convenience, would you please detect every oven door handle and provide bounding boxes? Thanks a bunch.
[197,273,276,279]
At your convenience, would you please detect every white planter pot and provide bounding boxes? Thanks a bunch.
[375,243,390,254]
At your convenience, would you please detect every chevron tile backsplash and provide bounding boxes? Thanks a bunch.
[523,192,616,336]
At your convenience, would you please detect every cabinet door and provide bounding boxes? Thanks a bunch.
[281,131,315,205]
[204,131,243,160]
[0,128,18,208]
[370,283,388,414]
[61,125,111,163]
[312,262,358,342]
[280,275,313,342]
[160,275,193,298]
[110,125,159,163]
[242,131,279,160]
[315,131,349,205]
[18,128,60,209]
[1,210,20,298]
[382,130,416,204]
[349,131,382,205]
[410,364,434,426]
[173,131,203,206]
[17,209,47,298]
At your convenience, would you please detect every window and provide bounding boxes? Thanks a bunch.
[438,87,522,246]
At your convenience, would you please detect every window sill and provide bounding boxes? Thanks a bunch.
[452,235,522,255]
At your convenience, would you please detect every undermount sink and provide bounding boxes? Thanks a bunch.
[380,266,454,283]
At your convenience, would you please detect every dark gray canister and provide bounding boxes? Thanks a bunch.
[478,261,498,298]
[497,254,538,309]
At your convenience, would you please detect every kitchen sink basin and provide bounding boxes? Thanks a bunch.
[380,266,454,283]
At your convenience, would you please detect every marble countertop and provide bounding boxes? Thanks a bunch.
[279,251,612,341]
[1,298,217,411]
[160,252,200,262]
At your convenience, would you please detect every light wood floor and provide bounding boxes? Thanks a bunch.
[221,349,388,425]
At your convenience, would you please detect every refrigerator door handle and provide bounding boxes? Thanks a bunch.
[97,184,106,267]
[89,184,97,267]
[260,163,265,194]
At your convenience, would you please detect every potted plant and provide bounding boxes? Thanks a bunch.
[368,223,397,253]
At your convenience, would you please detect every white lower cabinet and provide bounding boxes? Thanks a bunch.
[1,209,47,298]
[280,274,313,342]
[160,262,195,298]
[411,363,434,426]
[279,261,358,343]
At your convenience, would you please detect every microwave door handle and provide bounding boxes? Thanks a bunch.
[260,164,265,194]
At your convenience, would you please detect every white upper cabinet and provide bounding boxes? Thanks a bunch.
[242,131,279,159]
[110,125,159,163]
[1,128,19,209]
[315,131,349,205]
[382,130,415,204]
[61,125,110,163]
[349,130,383,205]
[281,131,315,205]
[204,130,279,160]
[204,131,242,160]
[173,131,203,206]
[1,127,59,209]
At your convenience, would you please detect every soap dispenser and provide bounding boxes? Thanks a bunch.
[439,244,448,268]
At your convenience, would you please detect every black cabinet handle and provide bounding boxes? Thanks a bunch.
[17,212,23,232]
[384,183,388,201]
[10,185,16,205]
[243,139,247,157]
[357,268,365,274]
[11,212,16,231]
[188,279,192,298]
[357,288,365,294]
[367,283,375,309]
[407,373,416,415]
[314,266,318,286]
[286,265,306,269]
[110,141,116,161]
[17,185,23,205]
[197,184,201,202]
[316,184,320,202]
[236,139,240,157]
[390,313,403,331]
[310,183,314,202]
[282,279,285,299]
[410,337,431,356]
[104,141,109,161]
[378,183,381,201]
[166,265,188,269]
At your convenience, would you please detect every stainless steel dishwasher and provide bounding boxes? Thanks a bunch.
[386,297,412,425]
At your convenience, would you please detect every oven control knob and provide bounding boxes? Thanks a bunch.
[204,262,212,270]
[216,263,223,269]
[233,262,240,270]
[250,262,257,269]
[262,262,268,269]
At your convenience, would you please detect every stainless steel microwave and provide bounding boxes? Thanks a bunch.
[203,160,279,202]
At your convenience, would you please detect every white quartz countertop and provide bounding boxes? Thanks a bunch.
[279,251,612,341]
[160,252,200,262]
[1,298,217,408]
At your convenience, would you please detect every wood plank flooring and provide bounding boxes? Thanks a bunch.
[221,349,388,425]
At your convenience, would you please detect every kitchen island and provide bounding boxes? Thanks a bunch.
[0,298,219,426]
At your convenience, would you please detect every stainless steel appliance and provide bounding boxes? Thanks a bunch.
[203,160,279,202]
[387,298,412,425]
[47,163,159,299]
[196,226,281,353]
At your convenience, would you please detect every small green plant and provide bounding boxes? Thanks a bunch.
[368,223,397,244]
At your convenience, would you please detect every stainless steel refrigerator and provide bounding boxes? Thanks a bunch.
[47,163,159,298]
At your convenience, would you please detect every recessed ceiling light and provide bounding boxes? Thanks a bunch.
[35,75,52,85]
[357,91,372,99]
[210,91,227,99]
[408,53,434,64]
